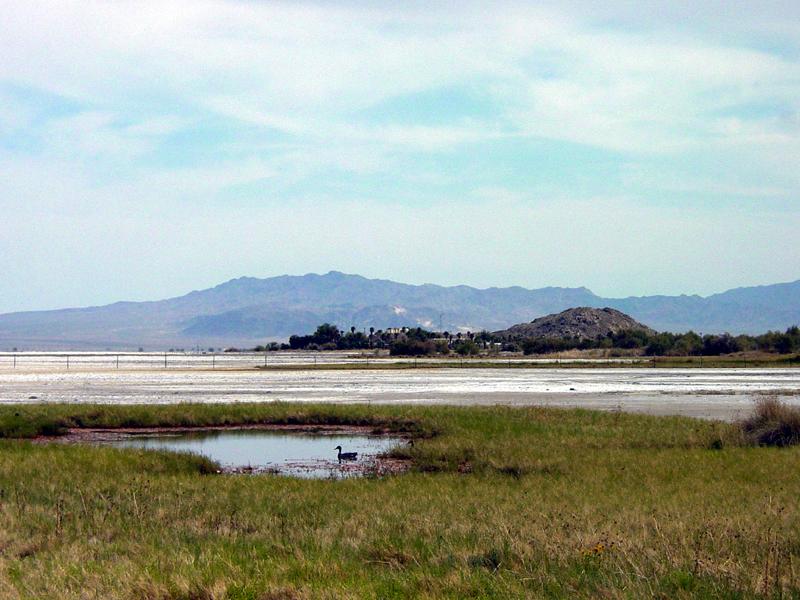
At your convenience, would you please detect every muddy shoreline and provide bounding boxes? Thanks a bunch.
[44,423,387,443]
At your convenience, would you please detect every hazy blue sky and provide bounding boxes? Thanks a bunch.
[1,0,798,313]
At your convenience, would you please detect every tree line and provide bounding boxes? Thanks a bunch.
[286,323,482,356]
[276,323,800,357]
[511,326,800,356]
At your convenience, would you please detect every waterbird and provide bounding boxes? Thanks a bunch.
[334,445,358,462]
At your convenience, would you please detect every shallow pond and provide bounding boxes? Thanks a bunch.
[109,430,402,478]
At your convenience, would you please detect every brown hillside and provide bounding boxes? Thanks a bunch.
[497,307,656,340]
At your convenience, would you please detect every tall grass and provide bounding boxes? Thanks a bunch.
[0,403,799,598]
[740,395,800,447]
[0,402,437,440]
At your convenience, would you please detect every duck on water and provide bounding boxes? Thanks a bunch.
[335,446,358,462]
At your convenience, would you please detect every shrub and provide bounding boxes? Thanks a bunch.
[522,337,571,355]
[454,340,480,356]
[740,396,800,447]
[434,340,451,354]
[389,338,436,356]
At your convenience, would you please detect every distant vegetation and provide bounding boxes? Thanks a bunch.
[515,326,800,357]
[286,323,480,356]
[274,322,800,358]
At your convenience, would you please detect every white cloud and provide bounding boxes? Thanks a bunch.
[4,1,798,157]
[0,90,32,133]
[0,0,799,312]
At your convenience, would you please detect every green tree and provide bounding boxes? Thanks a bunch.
[645,332,676,356]
[672,331,703,356]
[312,323,341,346]
[702,333,742,355]
[611,329,649,349]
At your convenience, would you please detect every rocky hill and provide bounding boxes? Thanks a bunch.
[497,307,657,340]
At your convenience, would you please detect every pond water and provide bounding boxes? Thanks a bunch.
[109,430,402,478]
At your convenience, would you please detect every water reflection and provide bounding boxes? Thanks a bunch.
[110,430,400,478]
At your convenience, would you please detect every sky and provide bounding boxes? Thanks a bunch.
[1,0,798,313]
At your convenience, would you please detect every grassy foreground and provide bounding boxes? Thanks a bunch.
[1,402,799,599]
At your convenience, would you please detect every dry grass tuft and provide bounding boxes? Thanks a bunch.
[740,395,800,446]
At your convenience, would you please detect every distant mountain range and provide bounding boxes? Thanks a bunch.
[0,271,798,350]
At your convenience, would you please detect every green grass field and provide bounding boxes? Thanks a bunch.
[1,402,798,599]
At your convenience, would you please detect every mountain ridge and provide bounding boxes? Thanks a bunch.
[0,271,798,350]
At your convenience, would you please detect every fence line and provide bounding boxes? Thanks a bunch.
[0,352,652,371]
[0,353,321,371]
[3,352,783,371]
